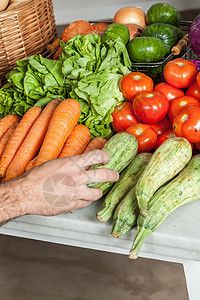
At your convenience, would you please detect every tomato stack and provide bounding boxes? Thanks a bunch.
[112,58,200,153]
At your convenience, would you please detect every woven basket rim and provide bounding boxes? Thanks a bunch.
[0,0,57,82]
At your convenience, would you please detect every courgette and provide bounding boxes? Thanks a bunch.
[87,132,138,195]
[129,154,200,259]
[136,137,192,216]
[96,152,151,222]
[111,186,138,238]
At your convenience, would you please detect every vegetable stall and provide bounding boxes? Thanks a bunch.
[0,1,200,299]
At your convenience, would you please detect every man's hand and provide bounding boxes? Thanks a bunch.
[12,150,119,217]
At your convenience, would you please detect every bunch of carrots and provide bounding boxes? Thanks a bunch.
[0,98,107,183]
[53,20,110,60]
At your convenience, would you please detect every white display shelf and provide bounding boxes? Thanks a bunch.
[0,197,200,299]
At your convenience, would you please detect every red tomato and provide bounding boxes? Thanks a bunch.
[154,82,184,101]
[126,123,157,153]
[168,95,200,121]
[116,131,125,134]
[154,129,176,150]
[119,72,154,102]
[133,90,169,124]
[173,106,200,143]
[164,58,198,89]
[197,72,200,88]
[195,141,200,151]
[150,117,172,136]
[154,129,193,150]
[186,80,200,100]
[112,101,139,132]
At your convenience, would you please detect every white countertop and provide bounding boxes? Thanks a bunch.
[0,196,200,263]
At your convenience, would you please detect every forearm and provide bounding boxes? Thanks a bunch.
[0,178,27,224]
[0,150,119,221]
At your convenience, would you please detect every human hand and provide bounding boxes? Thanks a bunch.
[19,150,119,216]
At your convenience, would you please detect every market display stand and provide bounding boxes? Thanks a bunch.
[0,197,200,300]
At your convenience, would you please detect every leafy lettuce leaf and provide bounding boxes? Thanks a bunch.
[0,84,32,117]
[70,70,125,138]
[61,34,131,138]
[0,34,132,139]
[0,55,67,118]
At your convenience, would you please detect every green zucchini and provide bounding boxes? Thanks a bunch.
[97,152,151,222]
[87,132,138,195]
[129,154,200,259]
[111,186,138,238]
[136,137,192,216]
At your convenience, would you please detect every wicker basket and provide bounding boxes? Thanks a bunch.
[0,0,57,82]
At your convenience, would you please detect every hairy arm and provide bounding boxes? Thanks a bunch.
[0,150,119,224]
[0,177,27,224]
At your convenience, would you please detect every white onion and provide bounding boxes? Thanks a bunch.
[113,6,147,30]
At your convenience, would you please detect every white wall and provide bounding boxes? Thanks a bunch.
[52,0,200,25]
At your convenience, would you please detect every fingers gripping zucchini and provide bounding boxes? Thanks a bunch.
[87,132,138,195]
[135,137,192,216]
[129,154,200,259]
[97,152,151,222]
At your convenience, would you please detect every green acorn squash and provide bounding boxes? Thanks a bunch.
[127,37,166,63]
[101,23,130,45]
[142,23,178,54]
[146,3,181,27]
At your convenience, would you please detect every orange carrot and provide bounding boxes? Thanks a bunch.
[30,99,81,168]
[82,137,107,153]
[0,122,18,158]
[0,114,21,140]
[53,46,62,60]
[58,124,91,158]
[25,155,38,172]
[5,99,61,181]
[0,106,42,178]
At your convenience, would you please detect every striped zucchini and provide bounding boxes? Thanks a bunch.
[129,154,200,259]
[135,137,192,216]
[87,132,138,195]
[111,186,138,238]
[97,153,152,222]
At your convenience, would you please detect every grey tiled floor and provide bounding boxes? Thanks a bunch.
[0,234,188,300]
